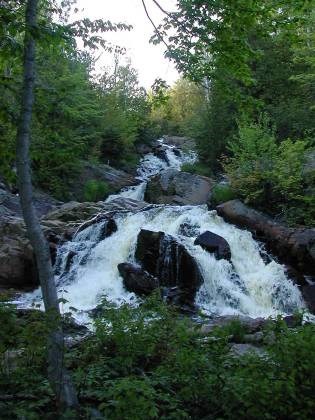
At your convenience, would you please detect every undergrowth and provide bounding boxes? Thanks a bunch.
[1,295,315,419]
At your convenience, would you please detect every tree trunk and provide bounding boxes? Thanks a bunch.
[16,0,78,410]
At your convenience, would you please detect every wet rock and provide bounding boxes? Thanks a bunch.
[194,231,231,261]
[173,148,181,157]
[64,251,77,272]
[216,200,315,276]
[301,284,315,313]
[145,169,215,205]
[285,266,307,287]
[0,217,38,289]
[178,222,200,237]
[154,147,169,164]
[75,214,117,240]
[162,286,197,314]
[135,229,203,298]
[118,262,159,296]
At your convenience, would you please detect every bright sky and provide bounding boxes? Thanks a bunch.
[74,0,179,89]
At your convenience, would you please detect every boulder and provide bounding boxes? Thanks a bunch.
[301,284,315,313]
[68,162,137,201]
[162,135,196,150]
[154,147,169,164]
[135,229,203,299]
[0,217,38,289]
[216,200,315,276]
[0,183,61,218]
[118,262,159,296]
[145,169,215,205]
[194,231,231,261]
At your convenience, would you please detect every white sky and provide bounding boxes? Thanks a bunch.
[73,0,179,89]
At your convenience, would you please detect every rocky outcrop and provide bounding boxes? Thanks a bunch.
[135,229,203,304]
[301,285,315,313]
[162,135,195,151]
[68,162,137,201]
[118,262,159,296]
[0,182,61,218]
[145,169,214,205]
[216,200,315,276]
[0,217,38,289]
[0,197,151,290]
[194,231,231,261]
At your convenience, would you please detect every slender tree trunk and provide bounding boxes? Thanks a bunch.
[16,0,78,410]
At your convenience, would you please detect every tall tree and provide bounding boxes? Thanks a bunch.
[15,0,78,409]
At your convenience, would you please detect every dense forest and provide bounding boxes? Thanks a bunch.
[1,0,315,418]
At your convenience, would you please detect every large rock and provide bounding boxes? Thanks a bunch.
[135,229,203,300]
[301,285,315,313]
[68,162,137,201]
[0,198,151,290]
[118,262,159,296]
[0,217,38,289]
[194,231,231,261]
[0,183,61,218]
[162,135,196,151]
[216,200,315,276]
[145,169,214,205]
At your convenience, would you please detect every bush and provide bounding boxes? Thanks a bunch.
[83,179,110,202]
[224,117,315,225]
[181,162,212,177]
[2,298,315,419]
[211,183,236,206]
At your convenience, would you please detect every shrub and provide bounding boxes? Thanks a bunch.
[211,183,236,205]
[83,179,110,202]
[224,117,315,225]
[181,162,212,177]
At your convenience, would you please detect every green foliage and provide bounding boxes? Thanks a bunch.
[224,117,278,207]
[211,183,236,206]
[181,162,211,177]
[83,179,110,202]
[1,299,315,419]
[225,118,315,225]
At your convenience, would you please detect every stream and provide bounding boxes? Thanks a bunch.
[22,139,305,322]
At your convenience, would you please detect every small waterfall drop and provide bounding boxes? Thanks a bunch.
[21,138,305,322]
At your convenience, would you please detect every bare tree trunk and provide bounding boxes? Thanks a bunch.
[16,0,78,410]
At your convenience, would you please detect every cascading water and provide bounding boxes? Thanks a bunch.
[21,138,305,322]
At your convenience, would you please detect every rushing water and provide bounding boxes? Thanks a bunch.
[21,139,305,321]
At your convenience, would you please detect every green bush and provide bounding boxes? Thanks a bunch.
[224,117,315,225]
[83,179,110,202]
[2,298,315,419]
[211,183,236,206]
[181,162,212,177]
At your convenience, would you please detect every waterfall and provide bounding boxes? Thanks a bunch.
[21,138,305,322]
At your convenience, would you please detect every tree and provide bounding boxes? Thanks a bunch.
[16,0,78,409]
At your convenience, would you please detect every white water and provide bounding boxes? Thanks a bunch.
[21,139,305,321]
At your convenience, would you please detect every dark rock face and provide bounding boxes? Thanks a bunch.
[118,262,159,296]
[0,217,39,289]
[0,182,61,218]
[154,148,169,164]
[145,169,214,206]
[302,285,315,313]
[216,200,315,276]
[195,231,231,261]
[75,214,117,240]
[135,229,203,300]
[162,286,197,314]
